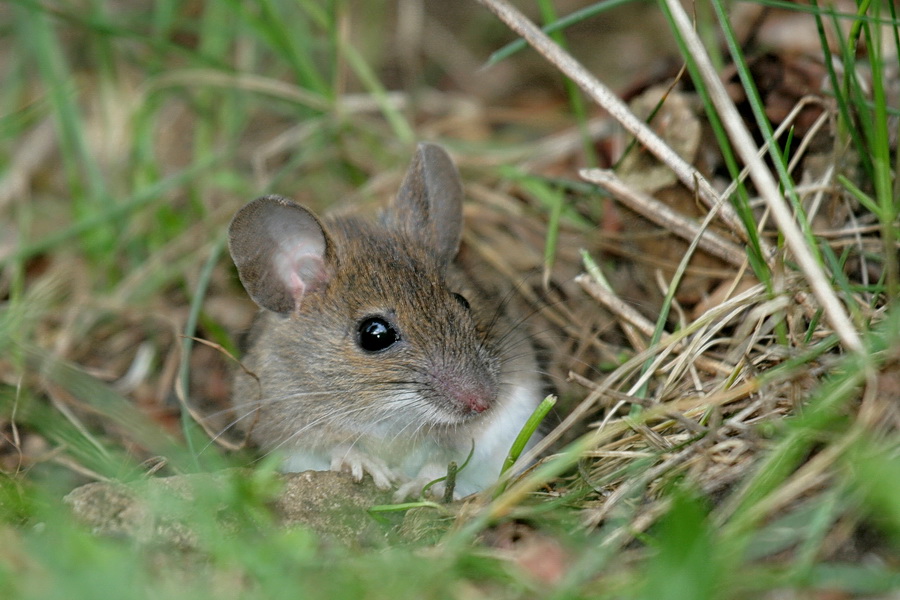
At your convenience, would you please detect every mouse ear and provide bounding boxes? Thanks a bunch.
[228,195,332,314]
[388,143,463,265]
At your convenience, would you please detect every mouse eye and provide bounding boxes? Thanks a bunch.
[357,316,400,353]
[452,292,470,311]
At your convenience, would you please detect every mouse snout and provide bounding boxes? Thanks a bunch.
[455,387,491,414]
[431,367,498,415]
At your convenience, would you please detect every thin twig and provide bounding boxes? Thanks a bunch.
[581,169,748,268]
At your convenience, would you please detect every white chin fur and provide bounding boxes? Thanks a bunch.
[278,381,543,496]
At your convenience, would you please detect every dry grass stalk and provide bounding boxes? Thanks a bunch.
[580,170,747,268]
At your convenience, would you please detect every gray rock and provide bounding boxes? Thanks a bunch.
[64,469,395,548]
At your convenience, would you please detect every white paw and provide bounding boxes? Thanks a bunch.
[393,463,455,502]
[329,446,397,489]
[393,478,433,502]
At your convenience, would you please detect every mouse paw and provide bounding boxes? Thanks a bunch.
[330,446,396,489]
[393,464,453,502]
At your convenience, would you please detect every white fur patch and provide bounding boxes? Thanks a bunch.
[278,381,544,498]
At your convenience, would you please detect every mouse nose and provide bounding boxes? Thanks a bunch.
[431,368,497,415]
[455,388,490,413]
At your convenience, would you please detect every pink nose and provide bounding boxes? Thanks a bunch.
[432,369,496,414]
[456,390,489,413]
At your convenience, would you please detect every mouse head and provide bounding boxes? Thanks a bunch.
[228,143,501,424]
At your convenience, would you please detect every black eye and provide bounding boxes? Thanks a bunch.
[452,293,470,310]
[357,317,400,353]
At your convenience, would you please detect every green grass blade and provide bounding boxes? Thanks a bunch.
[498,395,557,479]
[14,2,112,255]
[657,0,771,291]
[640,489,719,600]
[177,233,228,468]
[536,0,598,166]
[711,0,817,260]
[486,0,640,65]
[861,13,898,295]
[338,41,415,144]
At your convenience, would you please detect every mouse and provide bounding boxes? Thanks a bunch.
[227,142,544,498]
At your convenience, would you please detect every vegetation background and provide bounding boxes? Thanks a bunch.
[1,0,899,598]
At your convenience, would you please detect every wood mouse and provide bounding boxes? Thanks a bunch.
[228,143,544,498]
